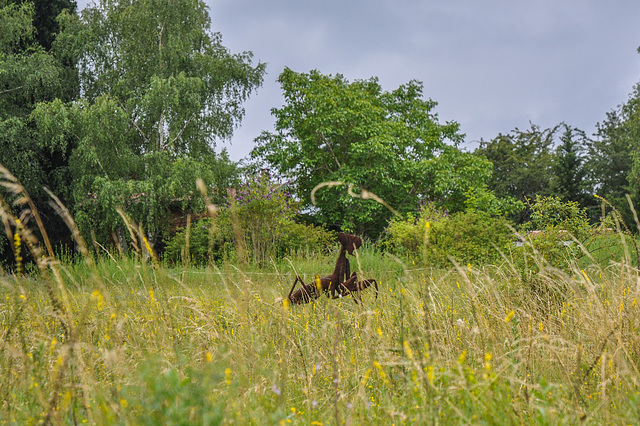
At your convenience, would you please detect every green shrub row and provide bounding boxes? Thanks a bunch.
[383,195,628,271]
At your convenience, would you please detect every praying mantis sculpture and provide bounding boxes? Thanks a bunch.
[286,232,378,305]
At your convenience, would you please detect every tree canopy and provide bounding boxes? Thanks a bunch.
[0,0,78,235]
[550,124,589,206]
[33,0,265,244]
[252,68,492,237]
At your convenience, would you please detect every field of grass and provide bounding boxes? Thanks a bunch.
[2,240,640,425]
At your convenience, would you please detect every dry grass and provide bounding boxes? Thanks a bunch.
[1,167,640,424]
[1,251,640,424]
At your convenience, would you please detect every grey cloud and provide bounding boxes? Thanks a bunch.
[75,0,640,158]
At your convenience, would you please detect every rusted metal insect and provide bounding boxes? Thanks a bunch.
[287,275,327,305]
[285,232,378,306]
[329,232,362,299]
[287,272,378,305]
[334,272,379,302]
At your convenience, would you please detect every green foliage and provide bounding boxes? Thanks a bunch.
[527,195,590,236]
[31,0,264,247]
[477,123,597,224]
[0,1,32,53]
[383,201,446,261]
[163,217,228,267]
[230,170,298,264]
[65,145,238,246]
[163,171,336,266]
[60,0,265,146]
[514,196,591,271]
[163,217,337,267]
[5,0,77,51]
[0,0,78,250]
[463,185,525,218]
[276,221,336,258]
[475,124,557,223]
[424,211,513,268]
[550,124,590,205]
[252,68,492,238]
[384,202,513,267]
[588,107,634,200]
[585,82,639,224]
[127,361,225,425]
[0,1,78,117]
[476,124,555,198]
[383,213,425,261]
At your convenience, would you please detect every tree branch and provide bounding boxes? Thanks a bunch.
[169,113,196,149]
[317,132,341,169]
[0,85,25,95]
[118,101,151,147]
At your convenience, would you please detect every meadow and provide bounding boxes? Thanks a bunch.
[2,238,640,425]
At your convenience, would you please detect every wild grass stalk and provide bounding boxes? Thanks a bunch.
[2,172,640,423]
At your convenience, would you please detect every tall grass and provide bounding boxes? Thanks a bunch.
[1,169,640,424]
[2,246,640,424]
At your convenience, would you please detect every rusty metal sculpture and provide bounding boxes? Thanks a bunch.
[287,273,378,305]
[334,272,379,301]
[329,232,362,299]
[286,232,378,305]
[287,275,327,305]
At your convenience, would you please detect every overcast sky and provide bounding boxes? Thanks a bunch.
[76,0,640,160]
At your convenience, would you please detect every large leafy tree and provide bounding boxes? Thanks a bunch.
[587,84,638,199]
[0,0,78,264]
[34,0,265,245]
[475,124,556,223]
[0,0,77,182]
[251,68,492,238]
[476,124,556,201]
[583,81,639,224]
[10,0,77,50]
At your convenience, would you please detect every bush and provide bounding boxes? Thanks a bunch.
[514,196,591,271]
[384,203,513,267]
[276,222,336,258]
[229,170,299,265]
[425,211,512,268]
[163,217,232,267]
[163,216,337,266]
[383,213,425,262]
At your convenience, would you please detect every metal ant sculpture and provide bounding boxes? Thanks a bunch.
[286,232,378,305]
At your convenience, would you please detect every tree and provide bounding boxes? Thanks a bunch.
[251,68,492,238]
[580,81,640,225]
[587,84,638,202]
[0,0,79,265]
[0,1,78,118]
[550,124,589,205]
[475,124,556,223]
[10,0,77,50]
[34,0,265,245]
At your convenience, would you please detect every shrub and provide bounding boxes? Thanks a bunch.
[276,222,336,258]
[229,170,299,265]
[383,201,448,263]
[384,202,513,267]
[163,217,232,267]
[425,211,512,268]
[514,196,591,271]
